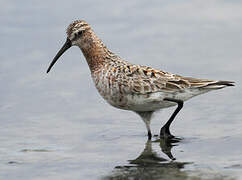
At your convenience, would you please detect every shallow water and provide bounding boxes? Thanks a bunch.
[1,0,242,179]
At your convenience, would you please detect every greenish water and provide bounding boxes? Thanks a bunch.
[1,0,242,179]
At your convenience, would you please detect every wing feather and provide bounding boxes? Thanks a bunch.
[115,64,234,95]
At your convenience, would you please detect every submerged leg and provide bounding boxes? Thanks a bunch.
[160,98,184,138]
[136,111,154,140]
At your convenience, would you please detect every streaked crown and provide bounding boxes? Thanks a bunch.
[66,20,91,41]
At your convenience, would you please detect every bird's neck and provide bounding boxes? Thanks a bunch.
[78,33,113,72]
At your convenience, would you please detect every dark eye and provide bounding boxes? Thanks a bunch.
[78,31,83,36]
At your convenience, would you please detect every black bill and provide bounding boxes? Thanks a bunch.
[46,38,72,73]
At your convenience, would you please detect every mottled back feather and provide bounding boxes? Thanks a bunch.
[111,62,234,95]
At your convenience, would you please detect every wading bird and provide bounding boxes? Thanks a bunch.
[47,20,234,139]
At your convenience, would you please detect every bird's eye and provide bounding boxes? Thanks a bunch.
[78,31,83,36]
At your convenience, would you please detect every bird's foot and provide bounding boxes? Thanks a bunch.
[160,126,175,139]
[160,133,175,139]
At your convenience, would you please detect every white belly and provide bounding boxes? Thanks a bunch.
[106,89,209,112]
[122,92,178,111]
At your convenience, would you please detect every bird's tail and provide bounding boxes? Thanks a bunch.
[182,77,235,90]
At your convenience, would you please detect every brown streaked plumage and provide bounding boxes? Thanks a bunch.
[47,20,234,139]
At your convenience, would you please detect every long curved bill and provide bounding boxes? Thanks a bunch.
[46,38,72,73]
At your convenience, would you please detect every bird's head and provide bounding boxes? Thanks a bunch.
[47,20,92,73]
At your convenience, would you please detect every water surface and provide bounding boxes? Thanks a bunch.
[1,0,242,179]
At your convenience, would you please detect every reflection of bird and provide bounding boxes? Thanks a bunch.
[129,138,179,164]
[129,140,167,165]
[156,137,180,160]
[105,139,190,180]
[47,20,234,139]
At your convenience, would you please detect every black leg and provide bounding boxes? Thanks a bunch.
[160,98,184,138]
[148,131,152,140]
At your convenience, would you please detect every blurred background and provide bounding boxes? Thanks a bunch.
[0,0,242,179]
